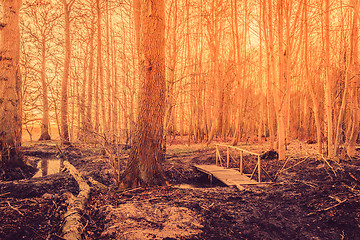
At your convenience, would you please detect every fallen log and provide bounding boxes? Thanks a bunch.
[62,160,90,240]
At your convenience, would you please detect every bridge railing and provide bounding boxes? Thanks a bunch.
[215,144,264,183]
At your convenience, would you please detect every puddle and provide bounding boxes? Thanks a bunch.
[32,159,63,178]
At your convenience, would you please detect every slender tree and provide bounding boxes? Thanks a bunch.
[304,0,322,154]
[347,0,359,156]
[324,0,335,157]
[61,0,74,144]
[276,0,286,160]
[96,0,106,135]
[86,8,96,135]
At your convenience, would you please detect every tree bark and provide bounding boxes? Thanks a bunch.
[304,0,322,154]
[61,0,72,144]
[324,0,335,157]
[86,13,95,135]
[264,0,276,150]
[96,0,106,136]
[39,36,51,141]
[346,0,359,156]
[120,0,166,189]
[276,0,286,160]
[0,0,23,167]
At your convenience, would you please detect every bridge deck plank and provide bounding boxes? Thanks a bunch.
[194,164,259,187]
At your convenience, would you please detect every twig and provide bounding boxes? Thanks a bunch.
[81,219,89,232]
[295,180,318,188]
[329,195,342,203]
[347,172,359,182]
[121,187,143,194]
[52,234,66,240]
[306,199,347,216]
[260,166,275,182]
[56,145,68,161]
[280,157,310,173]
[7,201,24,216]
[0,192,10,197]
[274,157,292,179]
[321,155,337,176]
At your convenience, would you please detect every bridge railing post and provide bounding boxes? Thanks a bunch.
[216,145,219,166]
[240,150,243,174]
[226,147,230,168]
[257,155,261,183]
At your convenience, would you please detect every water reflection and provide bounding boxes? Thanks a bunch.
[33,159,63,178]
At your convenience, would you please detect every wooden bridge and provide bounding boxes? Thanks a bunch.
[194,144,274,190]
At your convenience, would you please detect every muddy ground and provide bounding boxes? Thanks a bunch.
[1,140,360,240]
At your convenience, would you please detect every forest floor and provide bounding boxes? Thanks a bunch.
[1,138,360,240]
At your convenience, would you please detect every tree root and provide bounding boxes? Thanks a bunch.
[62,160,90,240]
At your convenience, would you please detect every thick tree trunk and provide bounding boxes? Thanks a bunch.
[120,0,166,189]
[0,0,23,167]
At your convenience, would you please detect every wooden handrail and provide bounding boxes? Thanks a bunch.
[215,144,261,156]
[215,143,262,183]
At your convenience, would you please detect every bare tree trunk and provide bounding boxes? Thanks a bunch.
[105,0,112,140]
[304,0,322,154]
[129,0,141,145]
[39,36,51,140]
[324,0,335,157]
[164,0,178,138]
[258,1,264,143]
[347,0,360,156]
[86,13,95,135]
[61,0,72,144]
[120,0,166,188]
[0,0,23,167]
[231,0,243,146]
[79,35,88,141]
[276,0,286,160]
[110,14,118,140]
[264,0,276,150]
[334,9,353,158]
[207,0,222,144]
[96,0,106,136]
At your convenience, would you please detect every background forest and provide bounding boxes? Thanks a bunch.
[1,1,360,239]
[9,0,360,159]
